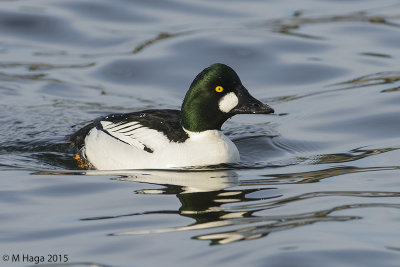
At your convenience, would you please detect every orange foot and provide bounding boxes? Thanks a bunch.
[74,154,89,169]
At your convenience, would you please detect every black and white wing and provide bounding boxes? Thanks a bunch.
[68,109,189,154]
[99,120,156,153]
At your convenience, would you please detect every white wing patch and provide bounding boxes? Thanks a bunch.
[99,121,172,153]
[101,121,148,151]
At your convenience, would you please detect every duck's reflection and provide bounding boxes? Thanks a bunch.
[81,169,360,245]
[82,170,270,242]
[113,170,255,238]
[115,169,239,194]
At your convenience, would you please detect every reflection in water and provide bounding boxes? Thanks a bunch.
[311,147,399,165]
[247,166,400,185]
[334,71,400,90]
[91,169,239,193]
[268,69,400,108]
[87,170,282,244]
[132,32,183,54]
[78,169,400,245]
[195,202,400,245]
[259,10,400,39]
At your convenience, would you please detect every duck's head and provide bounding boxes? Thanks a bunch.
[181,63,274,132]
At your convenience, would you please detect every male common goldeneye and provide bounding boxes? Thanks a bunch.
[68,63,274,170]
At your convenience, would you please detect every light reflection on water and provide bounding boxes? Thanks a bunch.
[1,0,400,266]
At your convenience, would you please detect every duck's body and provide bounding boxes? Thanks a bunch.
[70,109,239,169]
[68,63,274,170]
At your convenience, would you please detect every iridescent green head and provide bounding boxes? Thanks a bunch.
[181,63,274,132]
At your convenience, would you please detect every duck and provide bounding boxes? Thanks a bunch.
[68,63,274,170]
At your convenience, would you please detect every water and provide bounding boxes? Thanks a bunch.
[1,0,400,266]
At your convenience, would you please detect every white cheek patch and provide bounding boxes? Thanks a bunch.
[218,92,239,113]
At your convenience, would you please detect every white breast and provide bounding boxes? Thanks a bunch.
[83,127,240,170]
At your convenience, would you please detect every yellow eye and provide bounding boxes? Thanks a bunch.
[215,86,224,93]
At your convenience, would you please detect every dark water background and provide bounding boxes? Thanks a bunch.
[1,0,400,266]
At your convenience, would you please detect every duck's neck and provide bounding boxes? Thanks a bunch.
[181,110,219,132]
[181,104,233,132]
